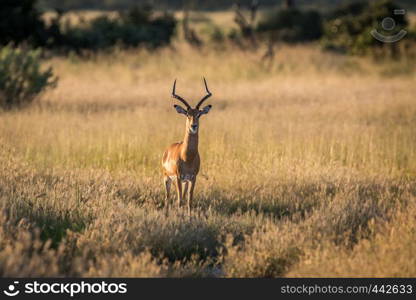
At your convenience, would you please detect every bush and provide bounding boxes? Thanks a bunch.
[322,0,408,55]
[257,8,323,43]
[0,46,57,109]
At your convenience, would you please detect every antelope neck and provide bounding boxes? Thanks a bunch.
[181,127,199,161]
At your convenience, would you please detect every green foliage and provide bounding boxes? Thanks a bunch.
[0,46,57,109]
[257,8,323,43]
[322,0,408,55]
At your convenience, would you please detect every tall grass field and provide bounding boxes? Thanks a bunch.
[0,12,416,276]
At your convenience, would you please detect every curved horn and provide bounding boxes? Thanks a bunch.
[172,79,191,110]
[196,77,212,109]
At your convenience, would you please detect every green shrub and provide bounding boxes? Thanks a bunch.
[257,8,323,43]
[0,46,57,109]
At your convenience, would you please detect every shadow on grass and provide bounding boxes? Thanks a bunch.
[196,182,340,220]
[6,198,89,248]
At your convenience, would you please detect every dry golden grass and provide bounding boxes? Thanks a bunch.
[0,34,416,277]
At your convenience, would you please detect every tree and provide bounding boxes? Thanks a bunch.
[0,0,47,47]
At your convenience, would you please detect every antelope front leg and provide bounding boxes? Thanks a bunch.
[187,178,196,216]
[182,181,189,202]
[175,177,183,209]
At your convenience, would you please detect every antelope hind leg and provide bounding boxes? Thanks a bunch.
[163,176,171,214]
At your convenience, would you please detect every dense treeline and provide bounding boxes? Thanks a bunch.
[1,0,414,54]
[256,0,413,55]
[0,1,176,51]
[37,0,416,11]
[36,0,334,11]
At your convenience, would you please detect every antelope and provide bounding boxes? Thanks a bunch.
[162,78,213,215]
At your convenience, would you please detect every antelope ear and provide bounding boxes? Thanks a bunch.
[174,104,187,115]
[199,105,212,116]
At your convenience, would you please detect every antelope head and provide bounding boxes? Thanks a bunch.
[171,78,212,135]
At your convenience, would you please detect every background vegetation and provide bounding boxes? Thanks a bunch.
[0,46,57,109]
[0,1,176,52]
[0,0,415,277]
[36,0,416,11]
